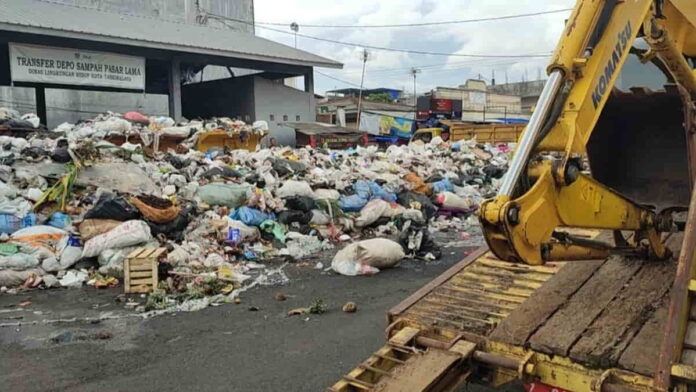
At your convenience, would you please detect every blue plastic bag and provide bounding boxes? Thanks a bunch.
[229,207,275,227]
[338,194,368,212]
[353,180,372,200]
[431,178,454,193]
[47,212,71,229]
[0,213,36,234]
[368,181,397,203]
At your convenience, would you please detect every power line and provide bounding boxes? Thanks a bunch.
[254,9,572,28]
[211,14,552,58]
[314,70,365,88]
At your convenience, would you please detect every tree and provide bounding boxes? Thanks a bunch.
[366,93,393,103]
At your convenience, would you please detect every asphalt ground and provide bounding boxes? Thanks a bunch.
[0,242,521,392]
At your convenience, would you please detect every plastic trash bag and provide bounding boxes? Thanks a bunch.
[275,180,314,199]
[0,213,36,234]
[229,207,275,227]
[196,183,249,208]
[147,211,191,241]
[313,189,340,200]
[226,219,261,243]
[338,194,368,212]
[331,239,405,276]
[283,196,316,212]
[82,220,152,258]
[277,210,312,225]
[130,194,180,223]
[403,172,432,195]
[355,199,393,228]
[431,178,454,193]
[47,212,71,229]
[367,181,397,203]
[59,236,83,269]
[0,253,40,270]
[397,192,438,219]
[78,219,122,242]
[435,192,474,210]
[259,220,286,243]
[84,193,140,221]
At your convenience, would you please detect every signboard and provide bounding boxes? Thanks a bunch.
[431,98,453,112]
[359,111,414,139]
[9,43,145,90]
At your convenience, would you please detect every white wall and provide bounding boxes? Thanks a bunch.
[254,77,314,146]
[0,86,168,128]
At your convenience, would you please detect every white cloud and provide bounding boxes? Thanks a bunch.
[254,0,576,93]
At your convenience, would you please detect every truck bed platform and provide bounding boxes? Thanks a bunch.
[330,232,686,392]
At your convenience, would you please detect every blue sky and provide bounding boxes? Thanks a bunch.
[254,0,576,94]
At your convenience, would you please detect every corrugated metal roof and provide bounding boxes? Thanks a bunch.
[0,0,342,69]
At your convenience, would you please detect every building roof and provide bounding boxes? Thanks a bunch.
[327,87,403,95]
[0,0,342,69]
[319,97,413,112]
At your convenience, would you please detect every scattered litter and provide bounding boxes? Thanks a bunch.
[0,107,511,316]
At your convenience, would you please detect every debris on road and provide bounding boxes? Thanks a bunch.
[342,301,357,313]
[0,109,511,314]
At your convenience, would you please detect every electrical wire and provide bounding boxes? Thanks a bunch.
[212,14,553,58]
[253,9,572,28]
[314,70,367,88]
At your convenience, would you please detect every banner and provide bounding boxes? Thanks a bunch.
[359,111,414,139]
[9,43,145,90]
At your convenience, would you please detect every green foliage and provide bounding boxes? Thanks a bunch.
[366,93,393,103]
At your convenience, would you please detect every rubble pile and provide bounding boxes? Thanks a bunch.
[0,109,512,311]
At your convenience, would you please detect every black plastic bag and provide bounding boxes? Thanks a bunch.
[270,158,306,177]
[398,220,441,259]
[201,167,242,179]
[84,193,140,221]
[397,192,438,219]
[148,212,191,242]
[283,196,316,212]
[277,210,312,225]
[51,148,71,163]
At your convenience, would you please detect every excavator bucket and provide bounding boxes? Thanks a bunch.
[587,86,693,213]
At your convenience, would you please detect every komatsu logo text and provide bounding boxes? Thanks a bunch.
[591,21,632,109]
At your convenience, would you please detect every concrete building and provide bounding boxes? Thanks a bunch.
[0,0,341,145]
[325,88,404,101]
[487,80,545,114]
[316,96,413,128]
[427,79,527,122]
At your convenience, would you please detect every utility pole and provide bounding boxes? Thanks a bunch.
[356,48,369,129]
[410,68,421,113]
[290,22,299,48]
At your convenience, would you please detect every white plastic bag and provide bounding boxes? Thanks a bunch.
[313,188,340,200]
[356,238,406,269]
[331,243,379,276]
[275,180,314,199]
[0,253,40,270]
[355,199,392,228]
[82,220,152,258]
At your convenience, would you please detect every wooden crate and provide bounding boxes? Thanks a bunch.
[124,248,166,294]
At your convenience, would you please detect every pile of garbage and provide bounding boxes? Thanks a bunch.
[0,109,511,311]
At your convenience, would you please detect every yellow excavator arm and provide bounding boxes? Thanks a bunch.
[479,0,696,265]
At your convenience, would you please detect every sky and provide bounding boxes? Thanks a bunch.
[254,0,576,95]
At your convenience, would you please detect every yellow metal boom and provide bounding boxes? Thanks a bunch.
[479,0,696,265]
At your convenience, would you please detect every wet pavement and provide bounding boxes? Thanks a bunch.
[0,244,521,392]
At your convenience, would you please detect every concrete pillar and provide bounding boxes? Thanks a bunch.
[168,58,182,120]
[304,69,314,93]
[35,87,46,127]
